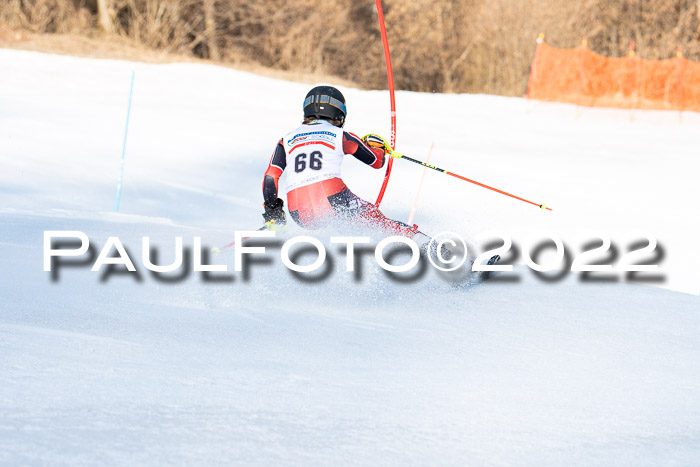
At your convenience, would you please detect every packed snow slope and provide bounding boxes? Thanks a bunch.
[1,49,699,465]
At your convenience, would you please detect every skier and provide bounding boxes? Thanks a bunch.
[261,85,432,246]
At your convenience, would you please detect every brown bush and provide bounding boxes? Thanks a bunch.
[1,0,93,33]
[1,0,699,96]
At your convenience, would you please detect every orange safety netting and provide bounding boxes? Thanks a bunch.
[527,38,700,113]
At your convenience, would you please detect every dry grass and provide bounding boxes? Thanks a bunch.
[1,0,699,96]
[0,23,359,87]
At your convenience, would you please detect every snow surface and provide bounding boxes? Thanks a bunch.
[1,49,699,465]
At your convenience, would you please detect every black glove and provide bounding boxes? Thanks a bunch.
[262,198,286,225]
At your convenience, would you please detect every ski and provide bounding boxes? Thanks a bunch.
[480,254,502,281]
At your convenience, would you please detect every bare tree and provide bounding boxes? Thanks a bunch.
[97,0,114,34]
[203,0,219,60]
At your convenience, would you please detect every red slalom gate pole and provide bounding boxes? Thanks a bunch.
[628,40,637,121]
[374,0,396,208]
[526,33,545,100]
[575,37,587,118]
[675,47,685,124]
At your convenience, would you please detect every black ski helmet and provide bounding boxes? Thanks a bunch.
[303,85,346,127]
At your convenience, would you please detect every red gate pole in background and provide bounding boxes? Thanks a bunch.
[675,47,685,124]
[373,0,396,208]
[628,40,637,121]
[406,141,435,225]
[526,33,545,101]
[575,37,588,118]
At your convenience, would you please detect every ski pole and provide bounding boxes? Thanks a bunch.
[392,150,552,210]
[211,223,283,255]
[363,134,552,210]
[211,225,268,254]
